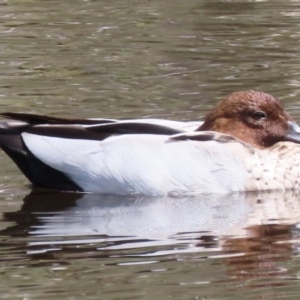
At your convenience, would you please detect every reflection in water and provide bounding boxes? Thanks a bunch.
[2,190,300,252]
[224,224,293,281]
[1,190,300,298]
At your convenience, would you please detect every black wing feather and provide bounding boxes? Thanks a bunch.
[0,112,116,125]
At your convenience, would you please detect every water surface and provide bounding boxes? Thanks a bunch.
[1,0,300,299]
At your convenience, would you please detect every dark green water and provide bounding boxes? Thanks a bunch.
[1,0,300,299]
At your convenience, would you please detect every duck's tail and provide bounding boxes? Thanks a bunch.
[0,114,83,192]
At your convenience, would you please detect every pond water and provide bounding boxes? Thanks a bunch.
[1,0,300,299]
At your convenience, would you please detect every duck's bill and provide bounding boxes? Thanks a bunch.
[285,121,300,143]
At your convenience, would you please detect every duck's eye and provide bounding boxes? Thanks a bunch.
[251,111,266,120]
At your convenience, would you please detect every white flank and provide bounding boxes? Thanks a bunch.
[22,132,249,195]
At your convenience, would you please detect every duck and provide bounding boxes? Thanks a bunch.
[0,90,300,195]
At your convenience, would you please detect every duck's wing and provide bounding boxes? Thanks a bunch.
[0,112,117,125]
[18,129,251,194]
[114,119,203,132]
[0,112,202,133]
[0,113,200,191]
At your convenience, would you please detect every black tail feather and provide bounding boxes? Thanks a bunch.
[0,112,116,126]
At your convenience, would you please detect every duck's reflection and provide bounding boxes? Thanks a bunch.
[2,190,300,258]
[27,192,252,238]
[222,223,295,284]
[2,189,300,285]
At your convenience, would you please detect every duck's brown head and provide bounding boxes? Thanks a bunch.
[198,90,300,148]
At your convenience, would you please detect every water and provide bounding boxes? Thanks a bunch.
[1,0,300,299]
[2,190,300,299]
